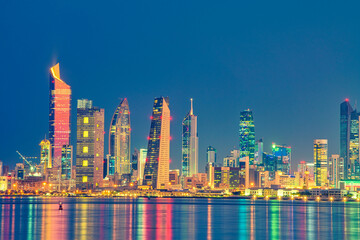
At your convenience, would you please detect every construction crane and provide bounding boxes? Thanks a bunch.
[16,151,37,173]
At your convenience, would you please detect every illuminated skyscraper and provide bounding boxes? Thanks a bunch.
[49,63,71,168]
[40,138,52,172]
[340,99,360,180]
[143,97,170,189]
[182,98,198,177]
[239,109,255,164]
[314,139,328,186]
[108,98,131,177]
[76,99,104,190]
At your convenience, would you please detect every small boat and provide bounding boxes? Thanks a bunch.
[59,202,63,210]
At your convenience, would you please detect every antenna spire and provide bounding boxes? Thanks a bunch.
[190,98,193,115]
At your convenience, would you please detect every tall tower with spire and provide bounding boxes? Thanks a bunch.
[182,98,199,177]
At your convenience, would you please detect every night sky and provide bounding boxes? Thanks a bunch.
[1,1,360,172]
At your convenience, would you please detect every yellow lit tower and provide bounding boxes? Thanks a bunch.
[314,139,328,186]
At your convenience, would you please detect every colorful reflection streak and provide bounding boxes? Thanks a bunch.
[0,198,359,239]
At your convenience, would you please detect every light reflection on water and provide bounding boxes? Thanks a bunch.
[0,197,359,239]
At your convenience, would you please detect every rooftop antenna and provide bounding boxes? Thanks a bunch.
[190,98,193,115]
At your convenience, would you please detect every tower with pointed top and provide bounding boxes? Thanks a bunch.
[143,97,170,189]
[182,98,199,177]
[108,98,131,177]
[49,63,71,168]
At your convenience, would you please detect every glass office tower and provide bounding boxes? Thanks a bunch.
[143,97,170,189]
[239,109,255,164]
[182,98,198,177]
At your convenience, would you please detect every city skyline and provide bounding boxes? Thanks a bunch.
[2,2,360,173]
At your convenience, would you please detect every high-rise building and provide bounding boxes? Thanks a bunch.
[182,98,199,177]
[223,149,240,168]
[40,138,52,172]
[76,99,104,190]
[0,161,2,176]
[329,154,340,188]
[255,139,264,165]
[138,148,147,184]
[49,63,71,168]
[239,109,255,164]
[207,146,216,164]
[143,97,170,189]
[272,143,292,175]
[340,99,360,180]
[108,98,131,177]
[314,139,328,186]
[349,110,360,179]
[61,145,73,180]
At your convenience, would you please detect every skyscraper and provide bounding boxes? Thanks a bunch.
[138,148,147,185]
[143,97,170,189]
[314,139,328,186]
[272,143,292,175]
[49,63,71,168]
[207,146,216,164]
[255,139,264,165]
[76,99,104,190]
[239,109,255,164]
[108,98,131,177]
[340,99,360,180]
[182,98,199,177]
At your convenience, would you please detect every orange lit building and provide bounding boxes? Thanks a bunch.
[49,63,71,168]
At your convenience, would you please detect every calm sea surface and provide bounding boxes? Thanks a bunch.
[0,197,359,239]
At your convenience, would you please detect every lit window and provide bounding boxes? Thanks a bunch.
[96,167,98,170]
[96,138,99,141]
[96,153,99,157]
[83,131,88,138]
[82,176,88,182]
[83,160,88,167]
[84,117,89,124]
[83,146,88,153]
[97,124,99,127]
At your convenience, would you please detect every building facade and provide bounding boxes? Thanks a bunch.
[49,63,71,168]
[76,99,104,190]
[182,98,199,177]
[108,98,131,177]
[239,109,255,164]
[143,97,170,189]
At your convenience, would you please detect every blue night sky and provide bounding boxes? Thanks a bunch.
[1,1,360,171]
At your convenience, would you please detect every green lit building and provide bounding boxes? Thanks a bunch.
[239,109,255,164]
